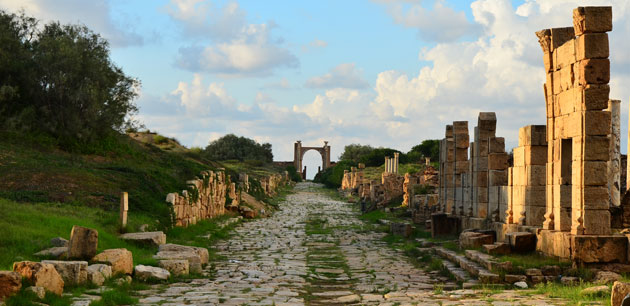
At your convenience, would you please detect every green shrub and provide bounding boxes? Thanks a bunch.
[153,135,168,145]
[313,160,356,188]
[285,165,302,182]
[203,134,272,162]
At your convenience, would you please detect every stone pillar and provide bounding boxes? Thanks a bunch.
[608,100,621,206]
[439,125,454,213]
[453,121,469,216]
[536,7,613,235]
[294,141,302,173]
[394,152,400,174]
[426,157,431,166]
[384,157,390,173]
[508,125,547,226]
[472,113,496,219]
[120,192,128,229]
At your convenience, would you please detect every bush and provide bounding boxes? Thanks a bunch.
[359,148,407,167]
[153,135,168,145]
[0,11,140,150]
[314,160,356,188]
[203,134,273,162]
[285,165,302,182]
[409,140,439,162]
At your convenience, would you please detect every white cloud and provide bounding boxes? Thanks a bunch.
[0,0,143,47]
[302,38,328,52]
[377,0,481,42]
[167,0,298,76]
[305,63,370,89]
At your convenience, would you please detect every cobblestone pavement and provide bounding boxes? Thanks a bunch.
[136,182,567,305]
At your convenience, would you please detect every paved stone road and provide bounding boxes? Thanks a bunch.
[137,182,567,305]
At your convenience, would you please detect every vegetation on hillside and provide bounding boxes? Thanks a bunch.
[0,11,140,151]
[203,134,273,163]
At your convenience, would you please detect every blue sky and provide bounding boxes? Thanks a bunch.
[2,0,629,179]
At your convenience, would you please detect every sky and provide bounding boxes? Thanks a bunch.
[2,0,630,179]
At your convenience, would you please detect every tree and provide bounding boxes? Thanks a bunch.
[359,148,407,167]
[339,144,374,162]
[409,140,440,162]
[204,134,273,162]
[0,10,140,149]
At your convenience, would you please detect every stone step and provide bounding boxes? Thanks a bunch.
[440,258,473,282]
[434,247,501,284]
[464,250,512,272]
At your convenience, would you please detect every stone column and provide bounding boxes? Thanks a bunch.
[385,157,390,173]
[608,100,620,206]
[426,157,431,166]
[394,152,400,174]
[120,192,128,229]
[453,121,469,216]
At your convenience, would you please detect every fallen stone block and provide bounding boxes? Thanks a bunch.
[541,265,562,276]
[134,265,170,281]
[87,264,112,286]
[120,231,166,247]
[34,247,68,259]
[50,237,69,248]
[13,261,64,295]
[153,251,202,274]
[514,281,528,289]
[239,206,257,219]
[459,232,494,249]
[506,232,536,253]
[0,271,22,300]
[483,243,510,256]
[612,281,630,306]
[158,260,189,276]
[561,276,579,285]
[158,244,209,265]
[67,226,98,260]
[41,260,88,286]
[92,248,133,275]
[595,270,622,284]
[391,223,413,238]
[572,235,627,263]
[581,285,610,296]
[505,274,527,283]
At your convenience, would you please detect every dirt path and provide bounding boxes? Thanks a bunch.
[136,182,566,305]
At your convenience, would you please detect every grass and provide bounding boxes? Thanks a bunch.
[533,282,611,306]
[496,252,571,275]
[0,198,158,270]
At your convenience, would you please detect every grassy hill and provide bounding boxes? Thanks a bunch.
[0,131,288,269]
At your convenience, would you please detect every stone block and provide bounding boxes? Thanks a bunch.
[50,237,69,248]
[526,205,546,227]
[431,213,461,238]
[507,232,536,253]
[87,264,111,286]
[555,39,576,70]
[611,281,630,306]
[513,147,524,167]
[34,247,68,259]
[520,125,547,146]
[488,137,505,153]
[67,226,98,260]
[580,186,610,210]
[92,248,133,275]
[478,112,497,131]
[13,261,64,295]
[578,58,610,85]
[579,136,610,161]
[391,223,413,238]
[483,242,510,256]
[453,121,468,134]
[572,235,627,263]
[460,232,494,249]
[488,153,508,170]
[455,134,470,149]
[41,260,88,286]
[525,146,547,165]
[476,171,488,187]
[527,165,546,186]
[120,231,166,247]
[159,260,189,276]
[581,161,608,186]
[576,33,609,60]
[134,265,170,281]
[581,209,611,235]
[582,84,610,110]
[0,271,21,300]
[584,110,612,136]
[573,6,613,35]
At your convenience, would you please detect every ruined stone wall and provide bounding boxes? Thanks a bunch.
[403,173,421,207]
[507,125,547,226]
[410,194,439,225]
[536,6,613,235]
[453,121,470,216]
[167,170,287,227]
[341,165,366,191]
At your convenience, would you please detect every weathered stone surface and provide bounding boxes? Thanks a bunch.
[67,226,98,260]
[41,260,88,286]
[390,223,413,238]
[92,248,133,275]
[134,265,170,281]
[506,232,536,253]
[13,261,64,295]
[0,271,21,300]
[25,286,45,299]
[483,243,510,256]
[239,206,257,219]
[153,251,202,274]
[87,264,111,286]
[581,285,610,296]
[50,237,69,248]
[514,281,528,289]
[541,265,562,276]
[34,247,67,259]
[571,235,627,263]
[459,232,494,249]
[561,276,579,285]
[120,231,166,246]
[595,270,622,284]
[158,244,209,265]
[158,260,189,276]
[612,281,630,306]
[505,274,527,283]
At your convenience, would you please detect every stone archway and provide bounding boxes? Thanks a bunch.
[293,141,331,179]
